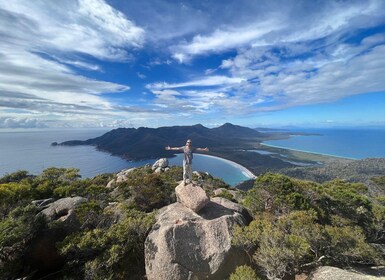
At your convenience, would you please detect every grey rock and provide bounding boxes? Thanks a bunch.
[145,201,249,280]
[117,167,136,177]
[152,158,169,171]
[154,167,162,174]
[106,179,115,189]
[32,198,55,209]
[28,197,87,273]
[145,198,249,280]
[110,187,120,198]
[116,174,128,183]
[210,197,253,224]
[114,167,136,184]
[175,182,209,212]
[40,196,88,225]
[311,266,385,280]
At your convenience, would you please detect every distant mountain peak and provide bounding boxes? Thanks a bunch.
[220,122,235,127]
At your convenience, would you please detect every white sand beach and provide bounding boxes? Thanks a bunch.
[198,154,256,179]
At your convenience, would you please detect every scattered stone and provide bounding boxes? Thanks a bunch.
[107,167,137,187]
[152,158,169,173]
[175,181,209,212]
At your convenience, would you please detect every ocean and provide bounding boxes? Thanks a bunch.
[263,128,385,159]
[0,129,252,186]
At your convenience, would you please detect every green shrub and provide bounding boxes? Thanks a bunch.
[215,189,235,201]
[0,182,32,219]
[230,265,259,280]
[117,170,175,212]
[59,209,155,280]
[323,225,380,265]
[0,170,31,183]
[243,173,313,216]
[0,205,46,278]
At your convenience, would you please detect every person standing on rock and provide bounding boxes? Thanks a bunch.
[165,139,209,185]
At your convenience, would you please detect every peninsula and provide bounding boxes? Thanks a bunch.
[58,123,297,175]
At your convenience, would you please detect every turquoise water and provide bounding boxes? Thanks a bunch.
[0,129,251,186]
[264,128,385,159]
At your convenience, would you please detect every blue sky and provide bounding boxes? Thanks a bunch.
[0,0,385,129]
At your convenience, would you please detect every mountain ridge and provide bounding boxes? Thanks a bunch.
[59,123,272,161]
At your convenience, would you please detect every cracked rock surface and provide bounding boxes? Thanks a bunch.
[145,199,250,280]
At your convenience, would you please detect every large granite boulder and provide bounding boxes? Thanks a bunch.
[175,182,209,212]
[145,198,250,280]
[310,266,385,280]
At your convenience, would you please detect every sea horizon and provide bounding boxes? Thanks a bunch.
[0,129,253,186]
[263,127,385,160]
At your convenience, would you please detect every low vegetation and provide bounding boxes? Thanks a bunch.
[233,173,385,279]
[0,168,384,280]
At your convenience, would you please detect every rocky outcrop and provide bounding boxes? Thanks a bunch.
[27,197,88,275]
[145,198,250,280]
[152,158,170,173]
[310,266,385,280]
[175,182,209,212]
[39,196,87,226]
[106,167,136,188]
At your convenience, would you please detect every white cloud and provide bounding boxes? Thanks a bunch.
[0,0,147,127]
[147,75,245,90]
[0,0,145,60]
[137,72,146,79]
[172,20,278,59]
[0,117,47,128]
[53,57,102,71]
[223,42,385,112]
[170,0,385,61]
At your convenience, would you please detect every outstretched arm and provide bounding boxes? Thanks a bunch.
[165,146,182,151]
[196,147,209,152]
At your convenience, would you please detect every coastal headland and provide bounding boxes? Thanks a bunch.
[58,123,385,185]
